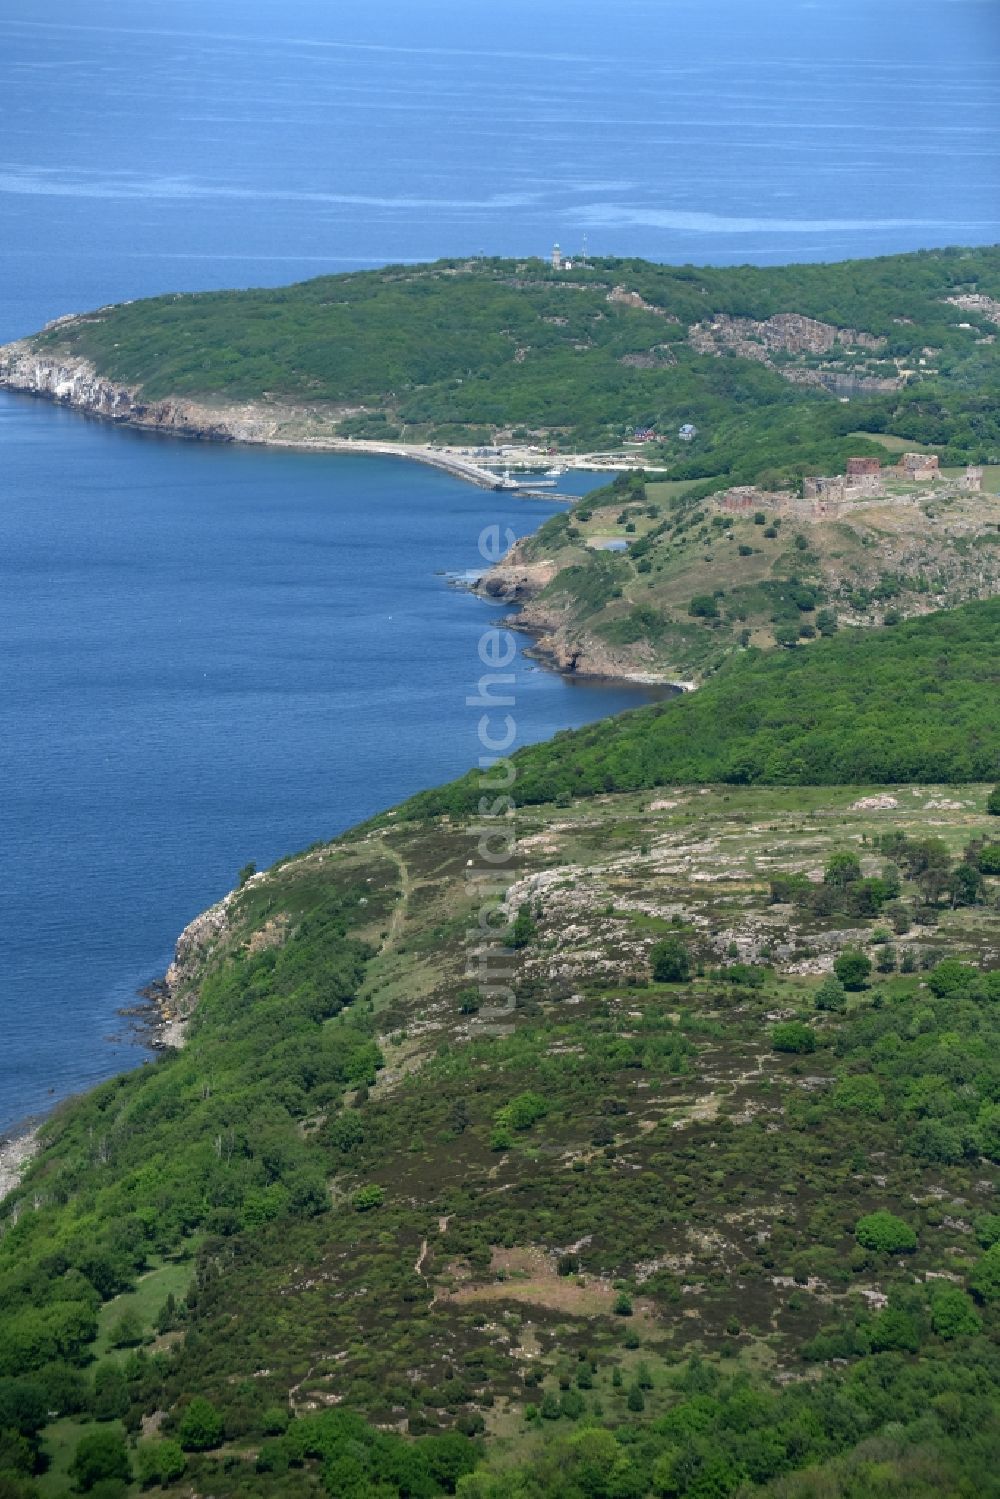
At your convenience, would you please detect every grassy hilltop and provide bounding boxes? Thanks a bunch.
[19,245,1000,481]
[1,602,999,1497]
[483,461,1000,684]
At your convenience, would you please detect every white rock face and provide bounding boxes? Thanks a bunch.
[164,894,235,1008]
[0,337,280,442]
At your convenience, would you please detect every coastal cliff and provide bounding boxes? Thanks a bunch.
[0,335,506,488]
[0,337,275,443]
[151,891,236,1047]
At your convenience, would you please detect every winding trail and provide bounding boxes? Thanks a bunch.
[377,839,412,958]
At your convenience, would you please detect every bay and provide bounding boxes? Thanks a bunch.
[0,395,654,1129]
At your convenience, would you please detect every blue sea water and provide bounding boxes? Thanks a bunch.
[2,0,999,341]
[1,0,999,1130]
[0,396,652,1128]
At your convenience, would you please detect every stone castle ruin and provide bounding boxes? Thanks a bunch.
[718,458,983,522]
[897,452,939,482]
[803,457,885,510]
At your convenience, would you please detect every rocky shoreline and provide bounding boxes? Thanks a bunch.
[473,535,691,688]
[140,878,258,1050]
[0,872,266,1205]
[0,1126,39,1204]
[0,337,510,491]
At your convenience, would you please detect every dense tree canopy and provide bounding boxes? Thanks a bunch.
[401,599,1000,818]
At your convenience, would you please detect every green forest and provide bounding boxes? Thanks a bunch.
[402,597,1000,819]
[21,245,1000,477]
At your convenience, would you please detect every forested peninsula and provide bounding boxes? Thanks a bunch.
[3,246,1000,480]
[2,250,1000,1499]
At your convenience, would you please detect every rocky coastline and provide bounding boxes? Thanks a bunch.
[0,337,507,491]
[0,870,271,1207]
[141,874,268,1050]
[0,1126,39,1204]
[474,535,689,688]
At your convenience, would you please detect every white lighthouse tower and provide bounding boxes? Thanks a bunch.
[551,242,563,271]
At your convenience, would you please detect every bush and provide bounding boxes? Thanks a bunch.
[136,1438,186,1487]
[974,1213,1000,1248]
[875,943,897,974]
[908,1118,964,1164]
[688,594,719,618]
[0,1380,47,1438]
[714,961,765,988]
[927,958,979,998]
[507,903,538,949]
[560,1388,585,1419]
[870,1308,921,1352]
[177,1396,224,1452]
[987,785,1000,816]
[970,1244,1000,1303]
[771,1021,817,1054]
[70,1429,132,1491]
[91,1364,128,1422]
[855,1211,917,1254]
[930,1286,982,1340]
[814,975,846,1012]
[109,1311,143,1349]
[650,936,691,983]
[834,949,872,990]
[352,1184,385,1212]
[825,851,862,886]
[833,1075,886,1117]
[261,1406,290,1436]
[885,902,911,935]
[496,1091,549,1132]
[950,862,983,906]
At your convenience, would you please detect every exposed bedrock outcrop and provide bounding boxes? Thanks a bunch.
[474,536,559,601]
[0,340,280,442]
[0,338,508,488]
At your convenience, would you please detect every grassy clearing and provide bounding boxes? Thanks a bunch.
[37,1418,127,1498]
[848,430,936,453]
[93,1252,196,1361]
